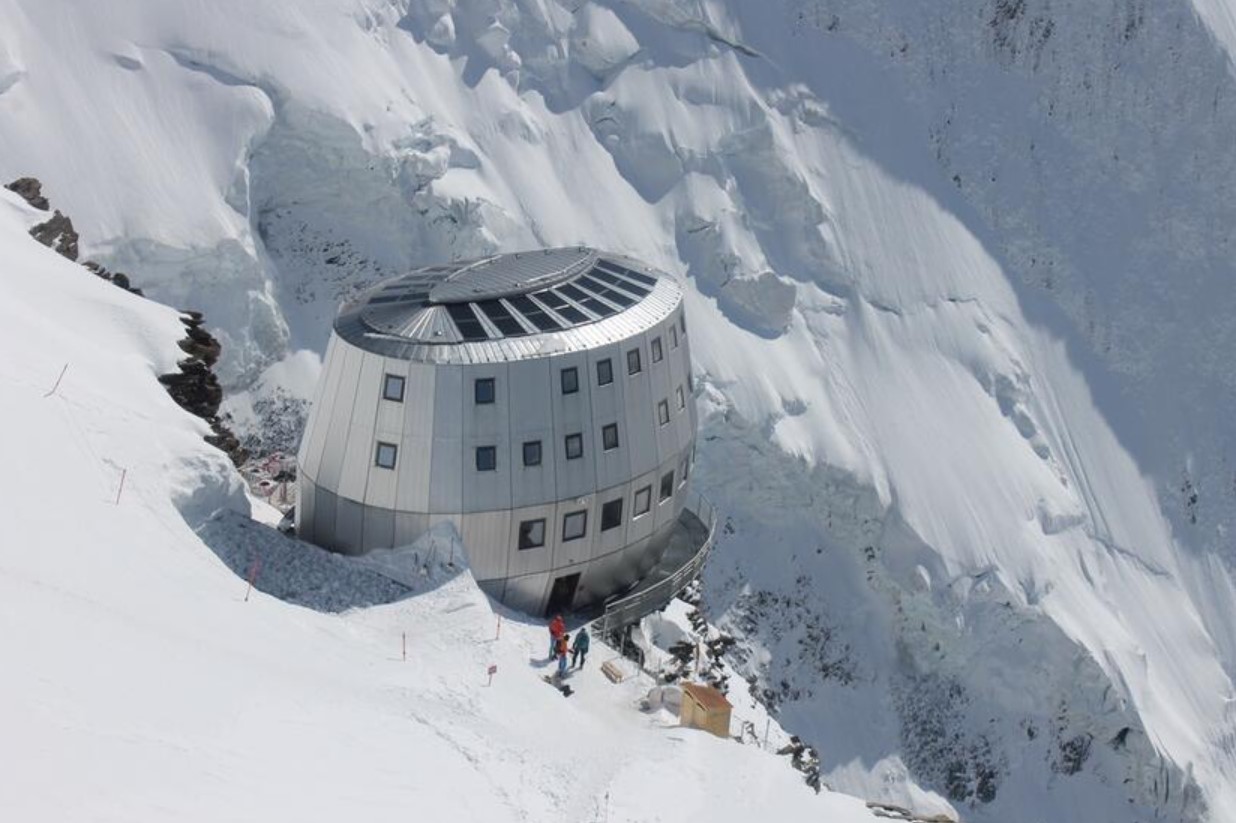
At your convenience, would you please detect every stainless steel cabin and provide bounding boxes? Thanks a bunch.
[296,248,699,616]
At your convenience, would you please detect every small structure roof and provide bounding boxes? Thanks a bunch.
[681,682,731,711]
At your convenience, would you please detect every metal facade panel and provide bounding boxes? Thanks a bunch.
[334,496,365,555]
[375,357,408,436]
[296,476,317,540]
[625,468,659,544]
[460,510,512,581]
[317,342,363,490]
[362,505,395,551]
[395,364,436,512]
[622,334,658,479]
[551,349,595,500]
[428,366,463,513]
[393,511,430,547]
[461,362,511,513]
[504,502,556,578]
[337,352,384,502]
[298,334,341,479]
[313,486,339,549]
[507,358,556,508]
[552,498,595,571]
[503,572,551,617]
[591,480,630,560]
[587,342,632,492]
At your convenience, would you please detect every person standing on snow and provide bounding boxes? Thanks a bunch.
[571,626,590,669]
[548,614,566,661]
[556,633,570,678]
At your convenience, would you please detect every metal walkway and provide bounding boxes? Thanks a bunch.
[590,491,717,636]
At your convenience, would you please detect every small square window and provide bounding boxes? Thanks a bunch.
[375,441,398,469]
[518,518,546,550]
[601,498,624,531]
[602,423,619,451]
[688,372,694,393]
[563,510,587,541]
[475,446,497,471]
[651,336,663,363]
[676,385,685,410]
[383,373,405,402]
[627,348,642,375]
[522,440,542,467]
[633,485,652,516]
[596,358,613,386]
[670,325,679,349]
[565,433,584,460]
[561,366,579,395]
[475,377,495,404]
[659,470,675,501]
[657,399,670,426]
[680,313,687,334]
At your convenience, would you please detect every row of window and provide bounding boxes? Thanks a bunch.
[515,464,689,550]
[379,314,688,405]
[372,404,679,473]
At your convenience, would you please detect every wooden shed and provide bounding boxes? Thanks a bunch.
[679,683,732,738]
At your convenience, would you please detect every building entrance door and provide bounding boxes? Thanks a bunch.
[544,572,581,617]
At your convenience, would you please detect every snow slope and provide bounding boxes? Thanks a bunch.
[3,0,1236,819]
[0,191,879,821]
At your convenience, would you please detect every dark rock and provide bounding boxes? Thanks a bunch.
[29,209,80,261]
[159,360,224,418]
[5,177,49,210]
[159,314,246,466]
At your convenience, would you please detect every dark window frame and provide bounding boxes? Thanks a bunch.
[626,347,642,375]
[633,485,652,517]
[564,432,584,460]
[475,445,497,472]
[657,399,670,426]
[561,366,579,395]
[670,325,679,349]
[375,441,398,470]
[382,373,406,402]
[659,470,675,501]
[601,498,624,531]
[602,423,619,451]
[518,518,546,550]
[596,357,614,386]
[522,439,542,467]
[676,385,686,410]
[650,336,663,363]
[474,377,496,405]
[562,509,588,541]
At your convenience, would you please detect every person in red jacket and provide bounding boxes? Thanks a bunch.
[548,614,566,661]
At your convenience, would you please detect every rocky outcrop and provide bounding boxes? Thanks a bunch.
[83,260,144,296]
[159,311,247,467]
[7,175,243,466]
[5,176,49,210]
[29,209,79,261]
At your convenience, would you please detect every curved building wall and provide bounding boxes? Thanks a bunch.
[297,301,697,615]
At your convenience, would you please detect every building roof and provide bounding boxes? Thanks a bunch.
[334,248,683,363]
[681,682,732,712]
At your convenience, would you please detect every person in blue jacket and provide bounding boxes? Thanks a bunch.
[556,633,570,678]
[571,626,590,669]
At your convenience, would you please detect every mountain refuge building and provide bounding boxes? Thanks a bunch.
[296,248,707,616]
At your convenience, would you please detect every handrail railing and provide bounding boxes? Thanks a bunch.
[592,490,717,637]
